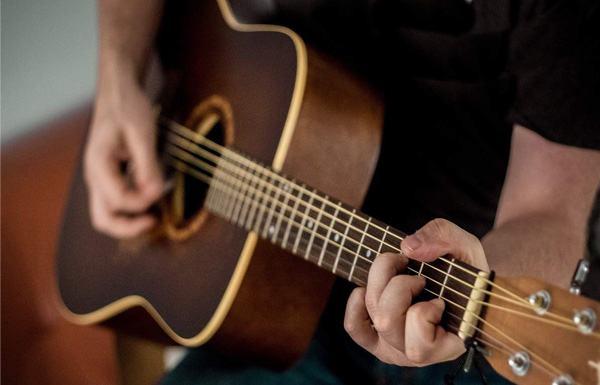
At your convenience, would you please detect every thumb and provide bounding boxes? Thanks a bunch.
[400,219,488,271]
[123,114,163,200]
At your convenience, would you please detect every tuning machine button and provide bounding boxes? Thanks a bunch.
[508,351,531,377]
[551,374,574,385]
[573,308,597,334]
[570,259,589,295]
[528,290,551,315]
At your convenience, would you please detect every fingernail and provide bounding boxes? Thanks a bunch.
[403,232,423,251]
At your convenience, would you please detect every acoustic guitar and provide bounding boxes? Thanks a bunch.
[57,0,600,384]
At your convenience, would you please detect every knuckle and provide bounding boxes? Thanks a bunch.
[430,218,449,238]
[343,316,358,335]
[408,303,428,319]
[140,178,162,200]
[372,314,394,335]
[91,212,110,233]
[405,345,429,366]
[364,295,378,314]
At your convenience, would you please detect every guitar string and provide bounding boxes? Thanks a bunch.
[160,116,529,306]
[165,123,594,336]
[443,322,559,381]
[161,122,526,306]
[166,156,574,380]
[165,150,596,339]
[162,130,579,328]
[162,134,582,329]
[438,289,568,379]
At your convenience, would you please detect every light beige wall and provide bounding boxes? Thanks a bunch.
[1,0,97,142]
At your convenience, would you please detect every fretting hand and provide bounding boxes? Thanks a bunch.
[344,218,489,366]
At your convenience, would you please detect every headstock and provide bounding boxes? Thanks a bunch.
[479,276,600,385]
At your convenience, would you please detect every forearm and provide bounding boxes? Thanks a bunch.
[481,125,600,289]
[97,0,165,86]
[482,213,587,289]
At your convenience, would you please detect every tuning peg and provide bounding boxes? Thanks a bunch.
[570,259,590,295]
[573,308,597,334]
[508,351,531,377]
[551,374,574,385]
[527,290,551,315]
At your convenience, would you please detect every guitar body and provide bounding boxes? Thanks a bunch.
[57,0,383,367]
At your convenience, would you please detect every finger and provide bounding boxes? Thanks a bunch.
[365,253,408,315]
[89,191,157,238]
[400,218,488,271]
[344,288,379,351]
[86,141,162,214]
[122,107,163,200]
[374,275,425,351]
[89,154,160,213]
[404,299,465,366]
[345,287,419,367]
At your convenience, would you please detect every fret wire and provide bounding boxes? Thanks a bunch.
[226,153,245,220]
[261,178,282,239]
[333,208,355,274]
[245,165,262,231]
[204,164,219,213]
[292,189,315,255]
[377,225,389,255]
[252,173,271,233]
[222,154,242,220]
[282,184,304,248]
[207,163,223,215]
[272,180,293,243]
[268,209,347,276]
[304,190,326,260]
[349,217,371,281]
[439,259,454,299]
[319,200,340,267]
[241,166,259,230]
[218,154,240,220]
[231,156,251,224]
[210,162,229,217]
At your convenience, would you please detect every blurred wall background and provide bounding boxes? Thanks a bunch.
[1,0,97,142]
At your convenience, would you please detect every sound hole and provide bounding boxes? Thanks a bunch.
[162,95,234,240]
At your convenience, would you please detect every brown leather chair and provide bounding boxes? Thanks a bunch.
[1,107,120,385]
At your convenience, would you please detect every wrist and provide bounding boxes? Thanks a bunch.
[97,49,142,92]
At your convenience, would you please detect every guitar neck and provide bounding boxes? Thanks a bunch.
[202,147,487,335]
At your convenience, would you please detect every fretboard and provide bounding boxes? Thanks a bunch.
[203,149,484,333]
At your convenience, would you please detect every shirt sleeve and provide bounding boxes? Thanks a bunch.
[507,0,600,150]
